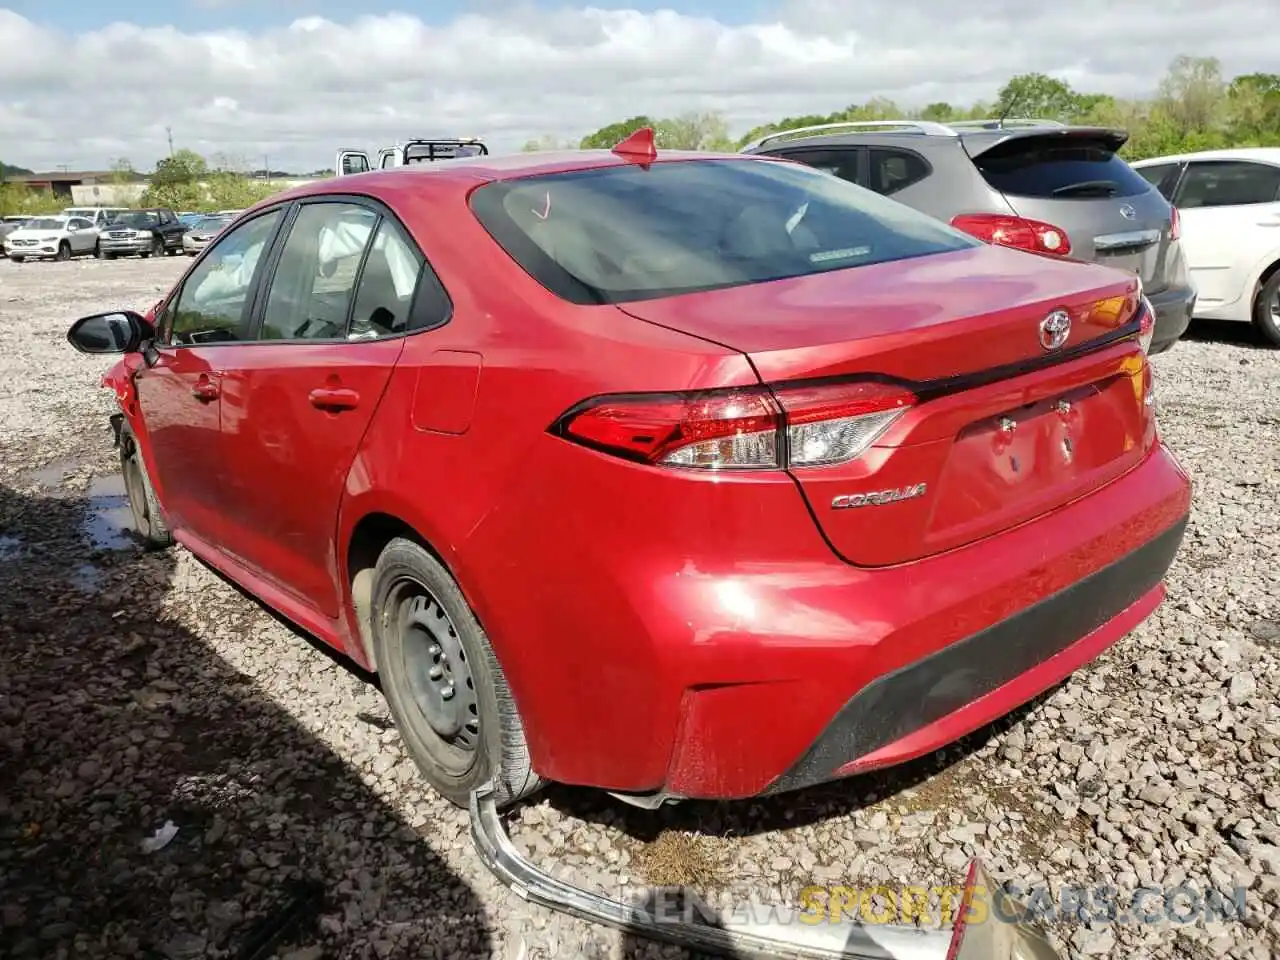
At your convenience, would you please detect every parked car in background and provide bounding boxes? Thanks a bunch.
[97,207,186,259]
[335,137,488,176]
[177,212,203,227]
[65,134,1188,813]
[61,206,129,228]
[4,215,99,261]
[182,214,234,256]
[0,215,32,256]
[1130,148,1280,346]
[742,119,1196,354]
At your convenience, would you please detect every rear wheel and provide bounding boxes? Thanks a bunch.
[1253,269,1280,347]
[118,420,173,549]
[370,538,541,808]
[55,241,70,262]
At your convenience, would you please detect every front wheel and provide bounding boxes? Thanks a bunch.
[1253,270,1280,347]
[55,241,71,262]
[95,242,104,259]
[118,419,173,548]
[370,538,542,809]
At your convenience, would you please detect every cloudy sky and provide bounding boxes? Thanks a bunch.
[0,0,1276,173]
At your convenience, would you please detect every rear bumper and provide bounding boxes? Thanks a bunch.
[633,443,1189,799]
[1147,283,1196,354]
[763,515,1184,795]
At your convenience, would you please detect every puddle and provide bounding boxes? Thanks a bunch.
[0,534,23,561]
[69,564,103,593]
[29,456,90,494]
[84,474,138,551]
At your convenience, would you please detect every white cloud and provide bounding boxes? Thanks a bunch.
[0,2,1276,172]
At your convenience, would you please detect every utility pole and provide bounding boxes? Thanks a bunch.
[165,127,174,157]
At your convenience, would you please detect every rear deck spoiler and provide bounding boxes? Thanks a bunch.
[961,126,1129,158]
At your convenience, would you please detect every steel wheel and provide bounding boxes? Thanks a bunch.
[387,579,481,774]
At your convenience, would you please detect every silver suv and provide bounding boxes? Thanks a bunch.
[742,119,1196,354]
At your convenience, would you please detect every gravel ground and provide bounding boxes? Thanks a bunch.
[1,255,1277,960]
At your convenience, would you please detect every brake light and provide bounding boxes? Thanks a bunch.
[951,213,1072,257]
[1169,206,1181,241]
[1137,296,1155,354]
[553,381,916,470]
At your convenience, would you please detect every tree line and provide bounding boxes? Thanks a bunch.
[529,55,1280,157]
[0,150,282,217]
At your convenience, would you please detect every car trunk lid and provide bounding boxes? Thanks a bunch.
[618,244,1154,566]
[963,128,1177,295]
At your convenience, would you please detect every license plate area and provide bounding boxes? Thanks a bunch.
[923,374,1146,548]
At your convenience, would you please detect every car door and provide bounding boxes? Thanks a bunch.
[133,207,287,537]
[66,217,96,254]
[212,197,429,617]
[1172,159,1280,312]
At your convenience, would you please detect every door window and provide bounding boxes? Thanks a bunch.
[1175,161,1280,208]
[1133,162,1181,201]
[68,218,92,230]
[348,217,426,338]
[340,153,370,176]
[167,209,283,345]
[259,203,379,341]
[867,148,931,195]
[772,148,860,186]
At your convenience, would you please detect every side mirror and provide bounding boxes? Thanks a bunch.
[66,310,155,355]
[67,225,78,233]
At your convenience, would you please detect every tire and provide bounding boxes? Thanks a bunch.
[55,241,71,262]
[9,256,23,263]
[94,242,104,260]
[118,419,173,549]
[1253,269,1280,347]
[370,538,542,808]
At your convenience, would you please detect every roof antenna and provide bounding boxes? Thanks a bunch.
[611,127,657,162]
[995,90,1022,130]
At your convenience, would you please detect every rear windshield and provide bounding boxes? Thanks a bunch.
[469,158,981,305]
[972,136,1155,200]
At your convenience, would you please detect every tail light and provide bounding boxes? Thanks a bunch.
[951,214,1072,257]
[1169,205,1181,241]
[552,380,916,471]
[1137,296,1155,354]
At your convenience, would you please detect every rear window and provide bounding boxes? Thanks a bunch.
[972,136,1156,200]
[469,158,981,305]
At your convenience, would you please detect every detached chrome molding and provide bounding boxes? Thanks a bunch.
[471,782,1024,960]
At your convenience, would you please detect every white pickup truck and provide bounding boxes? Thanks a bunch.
[334,138,489,177]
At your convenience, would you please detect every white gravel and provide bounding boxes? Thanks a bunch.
[0,256,1277,960]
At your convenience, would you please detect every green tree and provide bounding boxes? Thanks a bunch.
[579,116,656,149]
[993,73,1081,122]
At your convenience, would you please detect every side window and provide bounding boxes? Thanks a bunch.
[169,209,283,346]
[1134,162,1181,201]
[1176,161,1280,209]
[69,218,91,230]
[259,203,378,341]
[340,153,370,176]
[868,148,930,195]
[773,148,860,186]
[348,217,425,338]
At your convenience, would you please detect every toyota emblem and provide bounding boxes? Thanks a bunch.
[1039,310,1071,351]
[1119,203,1137,220]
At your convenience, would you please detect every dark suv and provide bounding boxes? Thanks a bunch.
[742,119,1196,354]
[97,207,186,259]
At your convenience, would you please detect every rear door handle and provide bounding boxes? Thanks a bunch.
[309,387,360,411]
[191,377,219,402]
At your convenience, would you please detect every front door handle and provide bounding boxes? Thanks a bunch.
[309,387,360,411]
[191,378,219,402]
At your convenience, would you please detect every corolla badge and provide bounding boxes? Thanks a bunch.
[1038,309,1071,351]
[831,483,927,509]
[1119,203,1137,220]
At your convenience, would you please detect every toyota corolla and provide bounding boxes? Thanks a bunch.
[67,131,1191,810]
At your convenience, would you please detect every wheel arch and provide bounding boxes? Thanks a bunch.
[1251,251,1280,319]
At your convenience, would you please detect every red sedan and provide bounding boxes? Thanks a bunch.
[68,131,1190,810]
